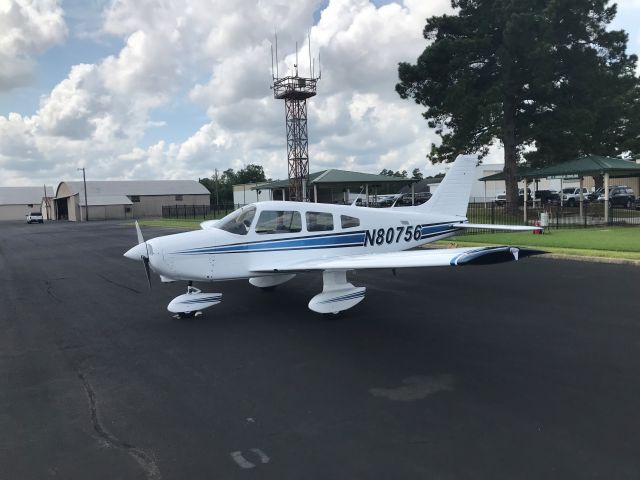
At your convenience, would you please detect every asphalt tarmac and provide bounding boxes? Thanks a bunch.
[1,220,640,479]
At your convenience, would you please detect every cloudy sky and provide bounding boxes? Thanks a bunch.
[1,0,639,187]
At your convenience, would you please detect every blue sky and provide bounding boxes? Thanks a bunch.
[1,0,639,186]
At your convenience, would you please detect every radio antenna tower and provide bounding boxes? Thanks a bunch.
[271,32,321,202]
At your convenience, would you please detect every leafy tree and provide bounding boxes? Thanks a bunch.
[396,0,639,210]
[199,164,269,203]
[412,168,423,180]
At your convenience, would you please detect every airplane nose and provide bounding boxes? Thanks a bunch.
[124,242,147,261]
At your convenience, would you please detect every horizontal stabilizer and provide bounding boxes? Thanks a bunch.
[458,223,543,232]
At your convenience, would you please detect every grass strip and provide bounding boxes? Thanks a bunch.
[447,227,640,260]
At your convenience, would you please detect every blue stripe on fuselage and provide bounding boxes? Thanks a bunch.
[175,231,366,255]
[173,222,464,255]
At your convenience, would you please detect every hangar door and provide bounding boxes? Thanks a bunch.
[55,198,68,220]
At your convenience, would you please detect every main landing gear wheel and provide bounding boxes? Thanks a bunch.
[172,311,203,320]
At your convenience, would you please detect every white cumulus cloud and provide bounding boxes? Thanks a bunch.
[0,0,468,186]
[0,0,68,90]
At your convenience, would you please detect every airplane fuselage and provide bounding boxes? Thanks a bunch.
[136,201,466,283]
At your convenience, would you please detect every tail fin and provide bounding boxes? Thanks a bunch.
[420,154,477,217]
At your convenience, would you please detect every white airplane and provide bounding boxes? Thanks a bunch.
[124,155,541,317]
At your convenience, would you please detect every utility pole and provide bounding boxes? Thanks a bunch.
[214,168,219,206]
[77,167,88,221]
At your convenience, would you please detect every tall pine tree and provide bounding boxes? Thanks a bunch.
[396,0,639,210]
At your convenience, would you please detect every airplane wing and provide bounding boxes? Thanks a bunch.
[251,246,543,273]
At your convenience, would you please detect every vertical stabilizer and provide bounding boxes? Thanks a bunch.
[420,154,477,217]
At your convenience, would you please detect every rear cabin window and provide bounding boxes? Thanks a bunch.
[217,206,256,235]
[306,212,333,232]
[341,215,360,229]
[255,210,302,234]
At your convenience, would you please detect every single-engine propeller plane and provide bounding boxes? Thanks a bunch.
[124,155,542,317]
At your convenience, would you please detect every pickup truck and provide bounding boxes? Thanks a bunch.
[26,212,43,224]
[560,187,590,207]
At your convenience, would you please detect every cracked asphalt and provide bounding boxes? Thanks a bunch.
[1,220,640,479]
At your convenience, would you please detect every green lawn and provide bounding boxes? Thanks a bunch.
[450,227,640,260]
[132,218,213,229]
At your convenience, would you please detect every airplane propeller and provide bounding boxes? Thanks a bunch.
[134,221,152,289]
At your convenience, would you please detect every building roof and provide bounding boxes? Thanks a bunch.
[56,180,209,198]
[79,195,133,206]
[258,169,417,190]
[479,155,640,181]
[536,155,640,178]
[0,186,54,205]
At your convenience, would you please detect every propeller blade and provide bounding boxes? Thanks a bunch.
[142,256,152,290]
[135,220,144,244]
[135,220,150,257]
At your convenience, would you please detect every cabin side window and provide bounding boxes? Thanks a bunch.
[255,210,302,234]
[217,206,256,235]
[341,215,360,229]
[306,212,334,232]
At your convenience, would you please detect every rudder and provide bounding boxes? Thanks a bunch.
[420,154,477,217]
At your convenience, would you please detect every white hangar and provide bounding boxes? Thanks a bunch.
[52,180,210,221]
[0,186,53,221]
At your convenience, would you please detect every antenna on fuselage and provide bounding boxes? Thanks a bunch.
[351,186,366,207]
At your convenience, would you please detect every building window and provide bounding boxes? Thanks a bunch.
[306,211,334,231]
[125,207,132,213]
[130,195,140,202]
[175,195,183,201]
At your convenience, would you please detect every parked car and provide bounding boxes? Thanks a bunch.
[495,189,538,205]
[26,212,43,224]
[561,187,590,207]
[533,190,560,205]
[596,186,636,209]
[587,187,604,201]
[395,192,432,206]
[635,196,640,210]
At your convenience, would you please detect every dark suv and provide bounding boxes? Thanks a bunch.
[534,190,560,205]
[596,186,635,209]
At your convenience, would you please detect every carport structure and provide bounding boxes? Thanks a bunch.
[257,169,418,205]
[479,155,640,223]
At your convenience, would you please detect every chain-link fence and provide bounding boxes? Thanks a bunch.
[162,203,243,220]
[465,201,640,233]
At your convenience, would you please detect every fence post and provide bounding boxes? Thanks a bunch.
[490,202,495,225]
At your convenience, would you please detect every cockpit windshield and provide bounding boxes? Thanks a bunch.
[216,206,256,235]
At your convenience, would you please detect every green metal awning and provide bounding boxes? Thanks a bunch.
[257,169,418,190]
[479,155,640,181]
[478,166,540,182]
[536,155,640,178]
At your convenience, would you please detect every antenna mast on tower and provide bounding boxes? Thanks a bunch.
[271,32,320,202]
